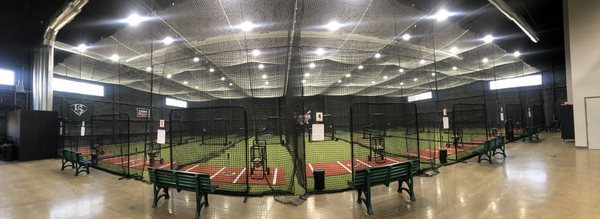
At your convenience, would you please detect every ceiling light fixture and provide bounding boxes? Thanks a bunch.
[419,59,426,64]
[513,51,521,57]
[345,73,351,78]
[434,9,450,21]
[413,78,418,81]
[301,80,306,84]
[326,20,341,31]
[400,82,404,86]
[431,73,436,76]
[315,48,325,56]
[309,63,316,68]
[483,34,494,44]
[76,43,87,52]
[110,54,119,62]
[258,64,264,69]
[126,13,144,26]
[452,66,457,71]
[383,75,388,79]
[166,74,172,78]
[262,74,267,79]
[239,21,254,32]
[183,81,188,85]
[402,33,411,41]
[399,68,404,73]
[358,65,364,70]
[163,36,174,45]
[450,46,458,54]
[374,53,381,58]
[221,77,225,81]
[265,81,269,85]
[145,66,152,72]
[193,57,200,62]
[482,57,489,63]
[209,68,215,72]
[337,79,342,83]
[304,72,310,77]
[252,49,261,57]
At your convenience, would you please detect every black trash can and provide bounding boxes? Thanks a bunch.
[314,169,325,191]
[1,144,15,161]
[439,149,447,164]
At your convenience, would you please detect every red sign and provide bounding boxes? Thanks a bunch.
[136,108,151,118]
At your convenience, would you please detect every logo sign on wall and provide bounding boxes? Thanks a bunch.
[70,104,88,116]
[136,108,151,118]
[315,112,323,122]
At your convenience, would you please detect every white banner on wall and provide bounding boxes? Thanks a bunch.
[157,129,166,144]
[442,116,450,129]
[311,124,325,141]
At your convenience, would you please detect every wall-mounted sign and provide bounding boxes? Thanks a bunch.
[157,129,166,144]
[311,124,324,141]
[136,108,151,118]
[315,112,323,122]
[70,104,88,116]
[159,119,165,128]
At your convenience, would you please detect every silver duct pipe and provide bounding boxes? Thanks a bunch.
[488,0,540,43]
[32,0,88,111]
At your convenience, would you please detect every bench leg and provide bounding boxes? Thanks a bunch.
[195,192,207,219]
[357,189,363,204]
[204,193,208,206]
[163,187,170,199]
[364,189,373,215]
[152,186,169,208]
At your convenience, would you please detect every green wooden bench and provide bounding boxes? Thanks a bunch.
[475,139,494,164]
[492,136,506,158]
[347,161,415,215]
[522,127,539,142]
[149,167,218,219]
[60,149,91,176]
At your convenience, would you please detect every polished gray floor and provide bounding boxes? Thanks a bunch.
[1,132,599,219]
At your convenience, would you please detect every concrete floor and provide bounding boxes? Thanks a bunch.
[1,132,599,219]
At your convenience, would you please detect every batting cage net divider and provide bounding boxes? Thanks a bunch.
[168,106,251,199]
[450,103,489,163]
[89,114,132,179]
[349,102,421,183]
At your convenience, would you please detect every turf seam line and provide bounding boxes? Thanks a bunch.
[336,161,352,173]
[272,168,279,185]
[184,164,199,172]
[355,159,371,167]
[232,168,246,184]
[211,167,226,179]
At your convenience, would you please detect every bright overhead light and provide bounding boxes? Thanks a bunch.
[431,73,436,76]
[413,78,418,81]
[166,74,172,78]
[326,20,341,31]
[482,57,489,63]
[434,9,450,21]
[374,53,381,58]
[383,75,388,79]
[399,68,404,73]
[400,82,404,86]
[76,44,87,52]
[239,21,254,32]
[265,81,269,85]
[483,34,494,44]
[301,80,306,84]
[209,68,215,72]
[315,48,325,56]
[195,86,198,89]
[126,13,144,26]
[358,65,364,70]
[110,54,119,62]
[258,64,264,69]
[452,66,457,71]
[145,66,152,72]
[252,49,261,57]
[402,33,411,41]
[337,79,342,83]
[193,57,200,62]
[221,77,225,81]
[345,73,351,78]
[304,72,310,77]
[229,83,233,86]
[419,59,426,64]
[163,36,174,45]
[183,81,188,85]
[262,74,267,79]
[450,46,458,54]
[513,51,521,57]
[371,81,375,84]
[309,63,316,68]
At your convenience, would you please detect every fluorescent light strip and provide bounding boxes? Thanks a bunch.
[166,97,188,108]
[53,78,104,96]
[489,74,541,90]
[408,91,432,102]
[0,69,15,86]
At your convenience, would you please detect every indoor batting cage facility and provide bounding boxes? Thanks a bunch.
[1,0,566,217]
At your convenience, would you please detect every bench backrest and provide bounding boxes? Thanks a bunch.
[62,150,78,162]
[149,168,213,192]
[352,161,412,188]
